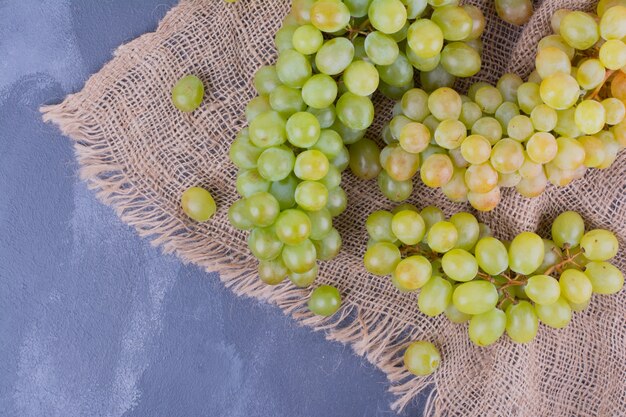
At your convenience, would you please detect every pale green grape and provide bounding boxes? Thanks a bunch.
[431,6,473,41]
[349,138,382,180]
[393,256,432,290]
[275,209,311,245]
[344,0,373,17]
[418,276,453,316]
[600,5,626,39]
[228,199,253,230]
[368,0,407,34]
[517,82,542,114]
[392,210,426,245]
[302,74,338,109]
[471,117,502,145]
[560,11,599,50]
[434,119,467,149]
[276,49,312,88]
[527,132,558,164]
[308,106,336,129]
[306,208,333,241]
[401,88,430,121]
[344,60,380,96]
[332,119,366,145]
[364,242,401,275]
[378,171,413,201]
[535,46,571,79]
[427,221,459,253]
[236,169,270,197]
[576,59,606,90]
[389,115,412,140]
[310,0,350,32]
[474,86,503,114]
[535,297,572,328]
[580,229,619,261]
[465,163,499,193]
[559,269,593,304]
[468,186,501,212]
[518,153,543,178]
[575,100,607,135]
[275,24,297,52]
[526,275,561,305]
[460,135,491,165]
[499,171,522,188]
[420,206,445,235]
[259,258,289,285]
[336,92,375,130]
[312,130,343,159]
[229,130,263,170]
[249,111,287,148]
[474,237,508,274]
[551,211,585,248]
[420,154,454,187]
[491,138,524,174]
[420,65,457,92]
[382,145,420,181]
[365,31,400,65]
[407,19,444,58]
[308,284,342,316]
[585,261,624,294]
[399,122,431,153]
[286,112,321,147]
[497,73,524,102]
[444,301,471,323]
[460,102,483,129]
[316,38,355,75]
[246,96,272,122]
[442,249,478,282]
[463,4,486,40]
[295,181,328,211]
[468,308,506,346]
[292,24,324,55]
[555,108,582,138]
[509,232,545,275]
[404,341,441,376]
[326,186,348,216]
[249,226,283,260]
[540,72,580,110]
[270,85,306,116]
[406,46,441,71]
[495,102,521,130]
[538,34,575,60]
[366,210,396,242]
[289,264,319,288]
[257,146,295,181]
[507,114,534,142]
[171,75,204,112]
[505,301,538,343]
[313,227,342,260]
[282,239,317,273]
[254,65,281,95]
[530,104,558,132]
[602,98,626,125]
[553,137,586,171]
[294,150,330,181]
[450,212,480,250]
[246,192,280,227]
[550,9,570,32]
[378,53,414,87]
[442,168,469,202]
[270,175,298,210]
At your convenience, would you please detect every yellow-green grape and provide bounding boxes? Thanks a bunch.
[378,54,415,88]
[448,148,469,169]
[550,9,570,32]
[420,206,446,237]
[399,123,431,154]
[308,285,342,316]
[535,46,571,79]
[368,0,407,34]
[555,108,582,138]
[450,212,480,250]
[181,186,216,222]
[517,82,542,114]
[472,117,503,144]
[270,175,298,210]
[286,112,321,147]
[229,130,263,170]
[389,114,412,140]
[434,119,467,149]
[316,38,355,75]
[406,45,441,71]
[291,0,315,23]
[545,162,575,186]
[599,39,626,70]
[507,115,534,142]
[407,19,444,59]
[580,229,619,261]
[404,341,441,376]
[495,0,533,26]
[422,116,442,135]
[270,85,306,116]
[246,96,272,122]
[313,227,342,260]
[468,186,501,212]
[597,132,621,169]
[276,49,312,88]
[418,276,453,316]
[378,170,413,202]
[553,137,586,170]
[305,208,332,242]
[236,169,270,197]
[420,65,457,92]
[469,309,509,348]
[420,154,454,187]
[431,6,473,41]
[491,139,525,174]
[518,152,543,178]
[294,150,330,181]
[602,98,626,125]
[382,145,420,181]
[228,199,253,231]
[301,74,338,109]
[292,25,324,55]
[309,106,336,131]
[473,86,502,115]
[428,87,462,120]
[600,5,626,39]
[530,104,558,132]
[577,135,605,168]
[559,269,593,304]
[365,31,400,65]
[497,73,524,102]
[568,298,591,312]
[613,119,626,148]
[295,181,328,212]
[248,227,283,260]
[442,249,478,282]
[393,256,433,290]
[460,135,491,165]
[585,261,624,294]
[526,132,558,164]
[343,60,380,97]
[245,192,280,227]
[171,75,204,112]
[516,172,548,197]
[364,242,402,275]
[538,34,575,60]
[509,232,545,275]
[401,88,430,121]
[505,301,538,343]
[453,281,499,315]
[444,302,471,323]
[575,100,607,135]
[443,167,469,201]
[535,297,572,328]
[560,11,599,50]
[499,171,522,188]
[259,258,289,285]
[539,72,580,110]
[349,139,382,180]
[460,102,482,129]
[427,221,459,253]
[551,211,585,248]
[282,239,317,273]
[312,130,343,159]
[535,239,563,274]
[465,163,499,193]
[249,111,287,148]
[525,275,561,305]
[577,59,606,91]
[289,264,319,288]
[310,0,350,32]
[366,210,396,242]
[495,102,521,130]
[336,92,375,131]
[474,237,508,275]
[257,146,295,182]
[275,209,311,246]
[392,210,426,245]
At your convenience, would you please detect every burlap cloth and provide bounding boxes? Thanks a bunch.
[42,0,625,415]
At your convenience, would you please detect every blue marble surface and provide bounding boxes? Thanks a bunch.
[0,1,422,416]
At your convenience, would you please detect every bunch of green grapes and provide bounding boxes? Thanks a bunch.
[363,207,624,346]
[228,0,486,290]
[375,3,626,211]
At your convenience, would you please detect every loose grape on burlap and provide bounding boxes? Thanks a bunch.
[41,0,625,415]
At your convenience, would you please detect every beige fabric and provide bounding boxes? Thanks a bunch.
[41,0,625,415]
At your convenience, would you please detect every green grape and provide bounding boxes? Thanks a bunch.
[497,73,524,102]
[545,161,576,187]
[391,203,419,214]
[345,0,373,17]
[368,0,407,34]
[332,120,367,145]
[276,49,312,88]
[344,60,380,96]
[535,46,571,79]
[554,108,582,138]
[435,119,467,149]
[475,86,503,114]
[286,112,321,147]
[316,38,355,75]
[467,81,490,100]
[568,298,591,312]
[474,237,508,274]
[292,0,315,23]
[282,239,317,273]
[461,134,491,164]
[404,341,440,376]
[602,98,626,125]
[495,0,533,26]
[575,100,607,135]
[450,212,479,250]
[530,104,558,132]
[585,261,624,294]
[517,82,542,115]
[302,74,338,109]
[294,150,330,181]
[270,85,306,116]
[507,115,534,142]
[275,209,311,245]
[518,153,543,178]
[526,275,561,305]
[418,276,453,316]
[550,9,570,32]
[526,132,558,164]
[444,301,471,323]
[442,249,478,282]
[468,308,506,346]
[540,72,580,110]
[380,79,415,103]
[236,169,270,197]
[509,232,545,275]
[292,25,324,55]
[551,211,585,248]
[378,170,413,201]
[449,148,469,168]
[349,139,382,180]
[312,129,343,159]
[310,0,350,32]
[306,208,333,241]
[249,227,283,260]
[257,146,295,181]
[249,111,287,148]
[254,65,281,95]
[393,256,433,290]
[401,88,430,121]
[535,297,572,328]
[576,59,606,90]
[289,264,319,288]
[308,106,336,129]
[442,168,469,202]
[427,221,459,253]
[228,199,253,230]
[553,137,586,171]
[490,139,524,174]
[406,45,441,71]
[336,92,375,130]
[319,165,342,190]
[392,210,426,245]
[269,175,298,210]
[259,258,289,285]
[171,75,204,112]
[366,210,396,242]
[246,96,272,122]
[471,117,502,145]
[275,24,297,52]
[364,242,402,275]
[420,65,457,92]
[499,171,522,188]
[578,136,606,168]
[495,102,521,130]
[505,301,538,343]
[399,122,431,153]
[365,31,400,65]
[313,227,342,260]
[538,34,575,60]
[462,4,486,40]
[378,53,414,87]
[422,116,441,134]
[431,6,473,41]
[468,186,501,212]
[465,163,498,193]
[405,0,428,18]
[389,115,412,140]
[460,102,483,128]
[597,131,621,168]
[559,269,593,304]
[600,5,626,38]
[229,130,263,170]
[308,285,342,316]
[246,192,280,227]
[421,154,454,188]
[580,229,619,261]
[407,19,444,59]
[181,186,216,222]
[559,11,599,50]
[326,186,348,216]
[295,181,328,211]
[420,206,445,235]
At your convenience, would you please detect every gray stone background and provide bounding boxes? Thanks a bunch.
[0,1,423,416]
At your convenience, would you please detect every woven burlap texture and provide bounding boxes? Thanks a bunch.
[42,0,625,415]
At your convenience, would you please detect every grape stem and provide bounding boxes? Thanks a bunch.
[586,69,616,100]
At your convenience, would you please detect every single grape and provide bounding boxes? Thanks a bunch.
[181,186,216,222]
[474,237,508,275]
[228,199,253,230]
[420,65,457,92]
[495,0,533,26]
[344,60,380,97]
[308,285,342,316]
[551,211,585,248]
[491,139,525,174]
[250,111,287,148]
[259,258,289,285]
[289,264,319,288]
[378,170,413,202]
[257,146,295,181]
[246,192,280,227]
[295,181,328,212]
[538,34,575,60]
[366,210,396,242]
[393,256,433,290]
[249,227,283,261]
[336,92,375,130]
[471,117,502,145]
[269,175,298,210]
[276,49,312,88]
[431,6,473,41]
[460,102,483,129]
[254,65,280,95]
[497,73,524,102]
[275,24,297,52]
[517,82,543,114]
[453,281,498,315]
[468,186,501,212]
[535,46,571,79]
[421,154,454,188]
[463,4,486,40]
[282,239,317,273]
[526,275,561,305]
[230,130,263,170]
[530,104,558,132]
[495,102,521,130]
[427,221,459,253]
[575,100,607,135]
[364,242,402,275]
[275,209,311,245]
[404,341,440,376]
[526,132,558,164]
[580,229,619,261]
[310,0,350,32]
[505,301,538,343]
[292,24,324,55]
[442,249,479,282]
[286,112,321,148]
[246,96,272,122]
[602,98,626,125]
[306,208,333,241]
[365,31,400,65]
[585,261,624,294]
[302,74,338,109]
[172,75,204,112]
[465,163,499,193]
[509,232,545,275]
[600,5,626,39]
[468,308,506,346]
[407,19,444,59]
[270,85,306,116]
[554,108,582,138]
[312,130,343,159]
[535,297,572,328]
[518,153,543,178]
[599,39,626,70]
[399,123,430,154]
[236,169,270,197]
[559,11,599,50]
[313,227,342,260]
[577,59,606,90]
[349,139,382,180]
[316,38,355,75]
[294,150,330,181]
[559,269,593,304]
[368,0,407,34]
[392,210,426,245]
[418,275,453,316]
[553,137,586,171]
